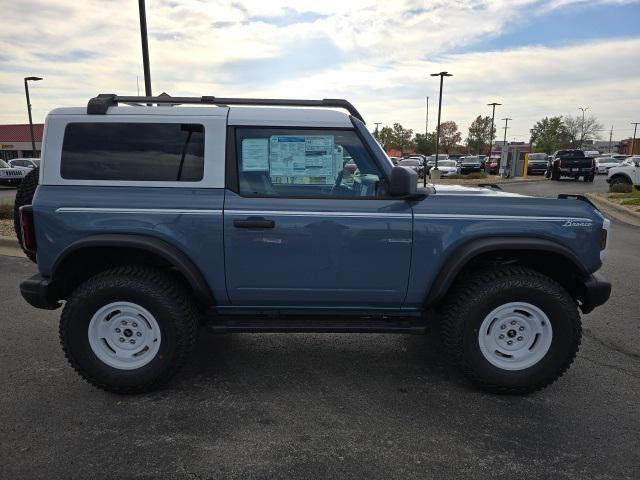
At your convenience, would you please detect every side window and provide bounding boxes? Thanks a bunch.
[235,128,386,198]
[61,122,205,181]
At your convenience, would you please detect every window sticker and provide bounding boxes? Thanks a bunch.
[268,135,339,184]
[241,138,269,171]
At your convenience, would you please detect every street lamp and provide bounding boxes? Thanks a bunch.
[487,102,501,161]
[138,0,152,96]
[501,117,512,177]
[430,71,452,181]
[24,76,43,157]
[578,106,589,149]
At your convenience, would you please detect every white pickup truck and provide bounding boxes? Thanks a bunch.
[607,156,640,188]
[0,159,27,186]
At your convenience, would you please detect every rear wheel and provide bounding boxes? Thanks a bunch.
[13,167,39,262]
[440,266,581,394]
[60,266,199,393]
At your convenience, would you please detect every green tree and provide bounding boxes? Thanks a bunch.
[438,121,462,153]
[389,123,415,155]
[466,115,495,154]
[414,132,436,155]
[376,126,394,151]
[529,116,570,153]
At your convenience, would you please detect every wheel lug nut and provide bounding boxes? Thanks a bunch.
[136,332,142,337]
[517,336,523,341]
[129,339,135,344]
[499,334,505,339]
[510,320,517,325]
[119,337,125,342]
[115,328,121,333]
[519,326,524,331]
[132,322,138,328]
[121,320,127,326]
[507,340,513,345]
[500,325,506,330]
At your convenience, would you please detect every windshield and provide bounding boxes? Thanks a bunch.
[438,160,456,167]
[0,159,9,168]
[399,159,420,166]
[462,157,479,163]
[32,159,41,167]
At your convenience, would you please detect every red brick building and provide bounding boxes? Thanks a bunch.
[0,124,44,161]
[618,138,639,156]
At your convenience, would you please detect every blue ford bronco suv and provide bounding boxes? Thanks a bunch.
[17,94,611,394]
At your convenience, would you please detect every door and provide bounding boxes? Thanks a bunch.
[223,127,413,308]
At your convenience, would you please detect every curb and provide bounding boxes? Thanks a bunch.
[585,193,640,227]
[0,235,25,258]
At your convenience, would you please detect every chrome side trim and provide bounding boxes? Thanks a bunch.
[55,207,222,215]
[224,209,411,219]
[414,213,593,222]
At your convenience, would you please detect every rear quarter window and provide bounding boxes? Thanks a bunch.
[60,122,205,181]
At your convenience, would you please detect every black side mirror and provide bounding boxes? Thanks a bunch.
[389,166,417,197]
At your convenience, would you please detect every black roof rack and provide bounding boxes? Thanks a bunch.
[87,94,365,123]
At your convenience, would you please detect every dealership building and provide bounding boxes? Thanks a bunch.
[0,124,44,161]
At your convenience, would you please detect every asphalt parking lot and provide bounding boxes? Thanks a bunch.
[0,186,17,204]
[1,176,639,480]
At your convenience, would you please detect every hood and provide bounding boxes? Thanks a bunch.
[430,183,526,197]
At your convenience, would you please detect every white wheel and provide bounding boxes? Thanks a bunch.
[478,302,553,371]
[87,301,161,370]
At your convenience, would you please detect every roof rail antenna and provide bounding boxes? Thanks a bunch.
[87,94,366,123]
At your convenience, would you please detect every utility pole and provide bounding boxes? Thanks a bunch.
[138,0,152,96]
[374,122,381,133]
[608,125,613,153]
[578,106,589,149]
[631,122,640,156]
[487,102,501,158]
[24,76,43,157]
[425,96,429,135]
[429,71,452,183]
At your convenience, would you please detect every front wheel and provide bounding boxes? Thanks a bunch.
[440,266,581,394]
[60,266,200,393]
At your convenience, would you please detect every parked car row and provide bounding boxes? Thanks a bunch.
[0,158,40,186]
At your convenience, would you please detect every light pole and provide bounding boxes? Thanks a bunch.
[631,122,639,156]
[24,76,43,157]
[430,71,452,180]
[138,0,152,96]
[487,102,501,159]
[502,117,512,177]
[578,106,589,149]
[425,96,429,135]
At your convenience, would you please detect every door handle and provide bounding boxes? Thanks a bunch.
[233,217,275,229]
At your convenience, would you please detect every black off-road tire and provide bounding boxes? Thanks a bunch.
[13,167,39,262]
[60,266,200,394]
[609,176,631,187]
[440,266,581,394]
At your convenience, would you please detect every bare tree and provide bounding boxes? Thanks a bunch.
[563,114,603,147]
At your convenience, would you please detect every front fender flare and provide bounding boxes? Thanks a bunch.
[423,236,590,306]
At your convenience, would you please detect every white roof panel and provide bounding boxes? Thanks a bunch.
[227,106,352,127]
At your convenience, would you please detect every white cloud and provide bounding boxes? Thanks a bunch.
[0,0,639,141]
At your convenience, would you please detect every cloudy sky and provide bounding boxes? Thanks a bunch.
[1,0,639,141]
